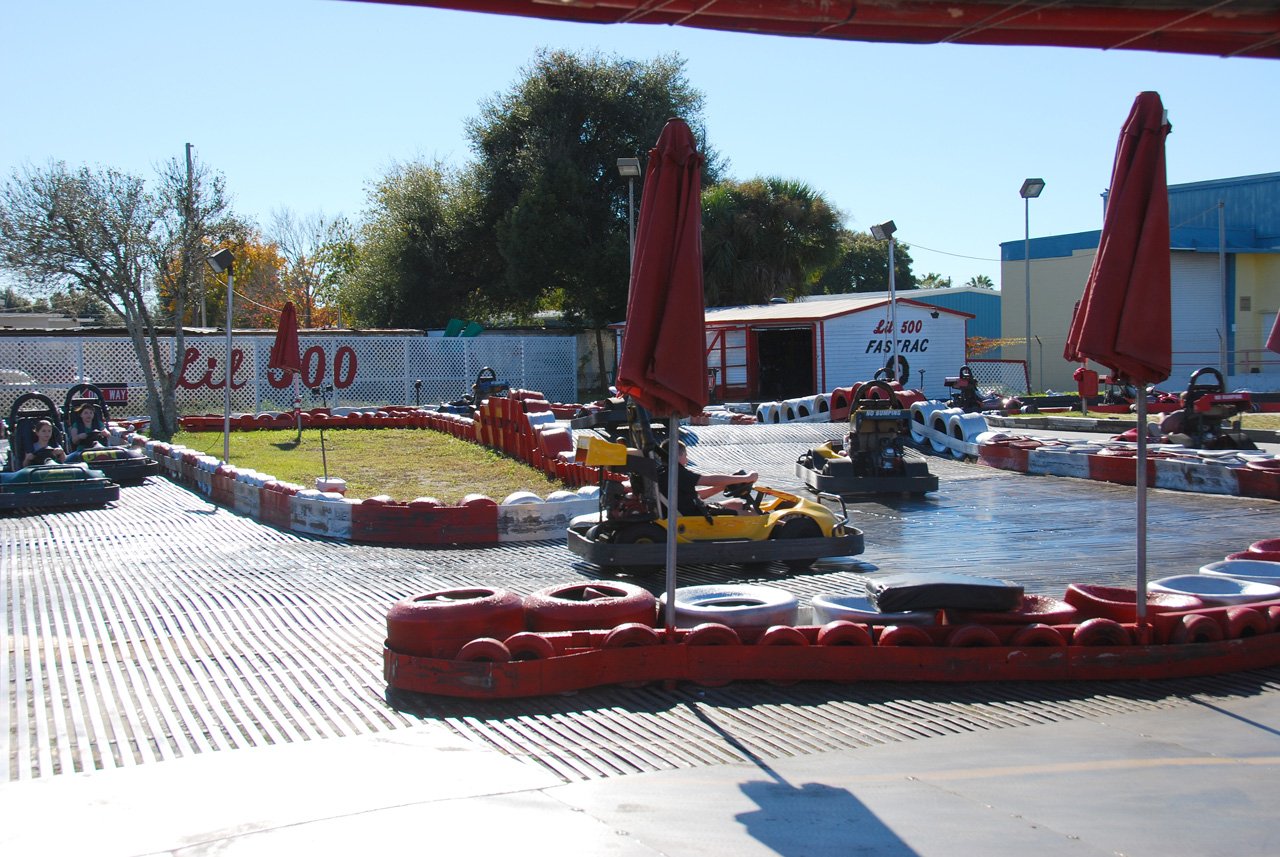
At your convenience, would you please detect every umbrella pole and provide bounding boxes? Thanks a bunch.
[1136,390,1149,643]
[293,375,302,442]
[665,414,679,636]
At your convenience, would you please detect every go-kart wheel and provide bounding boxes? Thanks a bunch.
[768,515,823,572]
[614,522,666,578]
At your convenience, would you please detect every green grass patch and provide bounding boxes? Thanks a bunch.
[173,428,569,504]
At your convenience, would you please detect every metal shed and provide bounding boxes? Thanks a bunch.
[614,297,971,403]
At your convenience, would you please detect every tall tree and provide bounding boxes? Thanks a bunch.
[0,156,230,440]
[270,209,352,328]
[153,150,230,325]
[701,177,842,307]
[464,48,718,388]
[340,158,472,330]
[964,274,995,289]
[814,229,918,294]
[918,272,952,289]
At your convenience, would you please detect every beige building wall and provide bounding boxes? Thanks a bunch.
[1003,250,1280,393]
[1000,248,1098,393]
[1233,254,1280,375]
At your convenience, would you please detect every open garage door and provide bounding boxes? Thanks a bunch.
[755,327,814,401]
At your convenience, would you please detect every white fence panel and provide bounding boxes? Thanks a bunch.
[0,334,576,416]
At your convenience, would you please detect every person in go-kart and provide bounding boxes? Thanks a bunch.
[23,419,67,466]
[67,403,109,451]
[656,439,759,516]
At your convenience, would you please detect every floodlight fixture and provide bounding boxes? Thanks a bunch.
[207,247,234,275]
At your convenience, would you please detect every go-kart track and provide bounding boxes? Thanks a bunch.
[3,423,1280,787]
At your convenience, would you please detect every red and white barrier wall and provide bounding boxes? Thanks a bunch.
[979,436,1280,501]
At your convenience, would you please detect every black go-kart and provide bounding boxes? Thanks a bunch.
[62,384,159,485]
[795,381,938,497]
[2,392,119,511]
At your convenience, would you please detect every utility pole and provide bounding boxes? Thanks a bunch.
[186,144,205,328]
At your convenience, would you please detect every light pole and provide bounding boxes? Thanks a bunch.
[871,220,899,381]
[1020,178,1045,395]
[206,247,235,463]
[617,157,641,273]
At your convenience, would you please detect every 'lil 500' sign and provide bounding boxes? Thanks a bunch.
[177,345,359,390]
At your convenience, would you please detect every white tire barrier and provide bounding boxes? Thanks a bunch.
[661,584,800,629]
[929,407,965,454]
[756,402,782,424]
[501,491,544,505]
[815,394,831,419]
[946,413,989,460]
[791,396,819,420]
[910,402,946,444]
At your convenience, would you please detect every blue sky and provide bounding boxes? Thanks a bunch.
[2,0,1277,291]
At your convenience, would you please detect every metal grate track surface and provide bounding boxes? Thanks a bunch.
[4,426,1280,784]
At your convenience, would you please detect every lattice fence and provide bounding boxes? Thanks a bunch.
[0,335,577,416]
[968,359,1031,396]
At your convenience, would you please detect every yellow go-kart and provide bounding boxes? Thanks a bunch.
[566,401,863,577]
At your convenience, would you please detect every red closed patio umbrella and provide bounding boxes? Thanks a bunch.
[269,301,304,435]
[615,117,708,632]
[1064,91,1172,637]
[1266,313,1280,356]
[616,117,708,417]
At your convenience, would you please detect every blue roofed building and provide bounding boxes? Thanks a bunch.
[1001,171,1280,393]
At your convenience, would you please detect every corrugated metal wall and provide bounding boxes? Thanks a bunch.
[909,290,1001,339]
[1168,172,1280,245]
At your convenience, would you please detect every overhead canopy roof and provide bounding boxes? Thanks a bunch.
[353,1,1280,59]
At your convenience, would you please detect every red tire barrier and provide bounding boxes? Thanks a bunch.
[684,622,740,687]
[524,581,657,632]
[504,632,558,661]
[946,624,1001,648]
[1269,605,1280,634]
[877,625,933,647]
[946,594,1078,626]
[1169,614,1224,645]
[602,623,661,648]
[603,622,662,687]
[1010,624,1068,648]
[1072,617,1132,647]
[1226,606,1269,640]
[684,623,742,646]
[456,637,512,663]
[1065,583,1202,622]
[757,625,809,647]
[815,621,873,647]
[385,587,525,657]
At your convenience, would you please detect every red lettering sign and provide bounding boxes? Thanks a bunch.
[302,346,326,389]
[177,346,247,390]
[333,346,357,389]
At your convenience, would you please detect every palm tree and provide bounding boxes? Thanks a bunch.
[702,177,842,306]
[964,274,995,289]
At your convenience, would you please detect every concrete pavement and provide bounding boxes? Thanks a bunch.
[4,683,1279,857]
